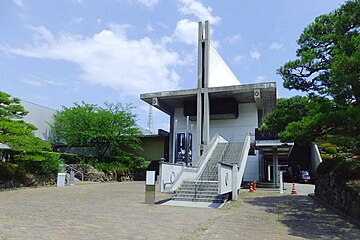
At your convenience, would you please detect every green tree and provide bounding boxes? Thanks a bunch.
[0,91,51,160]
[266,0,360,152]
[51,102,143,161]
[278,0,360,106]
[261,96,310,134]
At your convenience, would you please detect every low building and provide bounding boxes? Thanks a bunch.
[21,100,56,141]
[140,21,319,204]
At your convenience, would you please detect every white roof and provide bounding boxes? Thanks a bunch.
[208,43,241,87]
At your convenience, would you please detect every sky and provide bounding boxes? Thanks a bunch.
[0,0,348,131]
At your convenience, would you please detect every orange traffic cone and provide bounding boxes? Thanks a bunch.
[291,183,297,195]
[253,181,257,190]
[249,182,254,193]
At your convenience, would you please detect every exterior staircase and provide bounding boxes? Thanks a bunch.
[172,143,228,203]
[222,142,244,165]
[172,180,228,203]
[171,140,247,204]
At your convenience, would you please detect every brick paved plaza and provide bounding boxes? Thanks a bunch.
[1,182,359,239]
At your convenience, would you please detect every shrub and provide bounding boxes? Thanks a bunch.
[0,162,27,182]
[317,156,343,175]
[16,151,61,175]
[60,153,95,164]
[0,162,17,181]
[319,143,338,154]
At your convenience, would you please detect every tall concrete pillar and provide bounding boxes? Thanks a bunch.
[196,20,211,158]
[196,22,204,161]
[169,114,175,163]
[272,147,279,187]
[203,20,210,146]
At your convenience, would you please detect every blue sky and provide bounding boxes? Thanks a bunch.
[0,0,347,131]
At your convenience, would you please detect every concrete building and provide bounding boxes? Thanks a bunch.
[21,100,56,141]
[140,21,318,204]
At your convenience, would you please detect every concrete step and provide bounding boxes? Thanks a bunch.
[177,187,218,192]
[176,191,218,196]
[172,196,226,203]
[174,193,220,199]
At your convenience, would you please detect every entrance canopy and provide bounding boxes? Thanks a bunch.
[140,82,276,116]
[255,140,294,161]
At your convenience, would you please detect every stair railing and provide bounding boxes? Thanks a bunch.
[237,133,251,165]
[220,142,229,163]
[65,164,84,181]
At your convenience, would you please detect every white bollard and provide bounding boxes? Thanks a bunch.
[279,171,284,194]
[57,173,66,187]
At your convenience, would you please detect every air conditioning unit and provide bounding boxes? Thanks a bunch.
[152,97,159,106]
[254,89,261,99]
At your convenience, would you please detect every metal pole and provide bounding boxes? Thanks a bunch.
[280,171,283,194]
[185,116,190,166]
[172,119,177,164]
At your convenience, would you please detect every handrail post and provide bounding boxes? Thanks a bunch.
[232,163,238,200]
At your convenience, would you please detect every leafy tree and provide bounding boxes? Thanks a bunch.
[0,91,51,161]
[278,0,360,106]
[261,96,310,134]
[51,102,143,161]
[264,0,360,153]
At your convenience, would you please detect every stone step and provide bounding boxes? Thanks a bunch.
[172,197,226,203]
[177,185,218,190]
[179,184,218,188]
[176,189,218,195]
[178,184,218,189]
[174,193,218,199]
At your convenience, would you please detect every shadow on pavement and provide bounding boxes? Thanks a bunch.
[244,195,360,239]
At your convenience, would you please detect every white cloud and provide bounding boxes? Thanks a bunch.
[234,54,245,64]
[256,75,266,82]
[22,79,43,87]
[12,0,24,6]
[269,42,283,50]
[25,26,55,45]
[146,23,155,32]
[178,0,220,24]
[250,49,261,61]
[70,17,83,25]
[3,25,183,97]
[22,75,65,87]
[137,0,159,8]
[97,18,102,24]
[172,19,198,45]
[157,22,168,29]
[225,34,241,44]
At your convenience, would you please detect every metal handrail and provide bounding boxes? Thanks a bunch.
[194,142,228,200]
[194,133,220,168]
[65,164,84,181]
[163,164,185,190]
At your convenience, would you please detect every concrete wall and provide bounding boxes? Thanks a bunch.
[210,103,258,142]
[310,143,322,178]
[243,155,259,181]
[173,102,260,176]
[21,100,56,141]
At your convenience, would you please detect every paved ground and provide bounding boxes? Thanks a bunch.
[1,182,359,239]
[190,183,360,240]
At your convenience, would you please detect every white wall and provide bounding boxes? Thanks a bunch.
[310,143,322,178]
[173,103,259,166]
[218,163,233,194]
[210,103,258,141]
[243,155,259,181]
[21,100,56,141]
